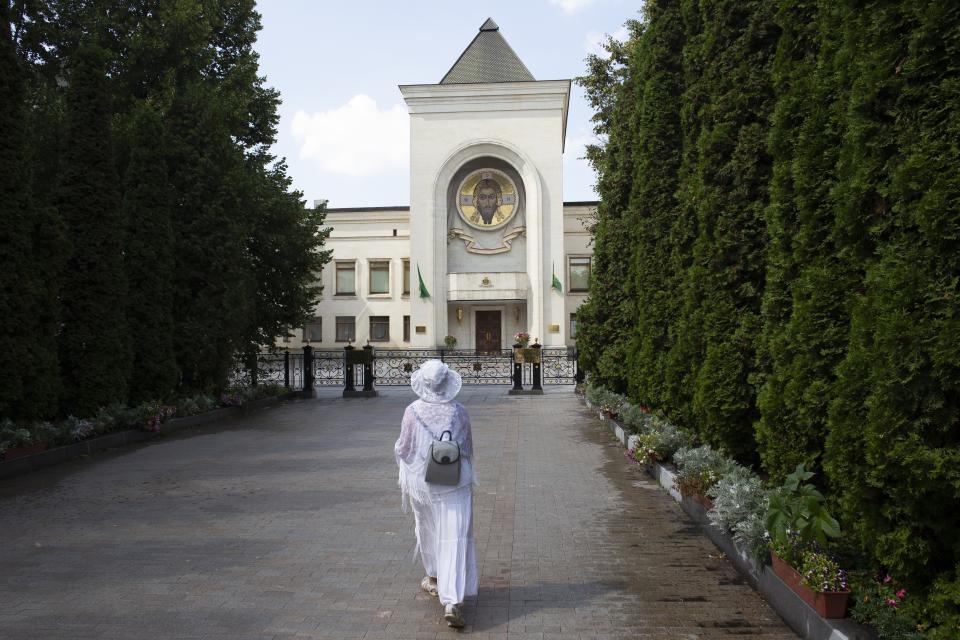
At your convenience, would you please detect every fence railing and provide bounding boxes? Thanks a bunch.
[233,346,581,392]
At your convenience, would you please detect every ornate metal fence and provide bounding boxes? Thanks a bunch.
[312,350,347,386]
[235,346,579,391]
[230,351,303,389]
[539,347,578,384]
[372,349,515,386]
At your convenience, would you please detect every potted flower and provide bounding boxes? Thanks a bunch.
[672,445,735,511]
[798,549,850,618]
[513,331,530,348]
[765,464,848,618]
[443,335,457,349]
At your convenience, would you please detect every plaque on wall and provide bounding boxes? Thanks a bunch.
[448,168,526,255]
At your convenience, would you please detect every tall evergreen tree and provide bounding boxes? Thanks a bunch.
[159,0,328,392]
[755,0,852,480]
[244,158,332,350]
[660,0,708,429]
[826,2,960,628]
[575,24,643,393]
[678,0,779,461]
[0,4,38,418]
[624,0,685,411]
[57,41,132,414]
[123,102,178,402]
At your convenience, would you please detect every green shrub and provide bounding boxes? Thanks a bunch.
[618,403,654,434]
[673,445,737,497]
[766,464,841,551]
[849,571,924,640]
[707,465,771,563]
[636,421,692,462]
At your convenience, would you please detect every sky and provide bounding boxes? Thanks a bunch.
[253,0,637,208]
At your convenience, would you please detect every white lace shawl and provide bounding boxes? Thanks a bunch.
[394,399,475,511]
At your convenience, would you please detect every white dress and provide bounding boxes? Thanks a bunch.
[394,399,478,605]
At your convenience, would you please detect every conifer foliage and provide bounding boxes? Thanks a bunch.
[2,2,329,413]
[0,8,40,419]
[579,0,960,630]
[56,41,132,416]
[122,103,178,403]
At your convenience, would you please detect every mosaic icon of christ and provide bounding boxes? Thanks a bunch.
[473,178,502,225]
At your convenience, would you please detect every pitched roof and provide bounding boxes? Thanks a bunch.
[440,18,535,84]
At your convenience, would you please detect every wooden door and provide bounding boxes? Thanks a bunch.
[475,311,501,354]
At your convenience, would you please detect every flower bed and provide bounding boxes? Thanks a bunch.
[0,385,296,479]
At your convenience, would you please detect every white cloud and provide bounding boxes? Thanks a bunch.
[549,0,599,14]
[291,94,408,177]
[584,24,630,57]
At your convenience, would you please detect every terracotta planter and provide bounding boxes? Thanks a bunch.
[770,552,850,618]
[3,441,47,461]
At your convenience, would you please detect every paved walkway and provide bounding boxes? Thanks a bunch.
[0,386,797,639]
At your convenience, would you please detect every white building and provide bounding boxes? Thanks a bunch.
[281,19,596,351]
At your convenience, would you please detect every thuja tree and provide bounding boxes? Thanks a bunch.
[162,0,329,392]
[679,0,779,461]
[623,0,685,411]
[575,25,642,393]
[56,41,133,415]
[0,9,42,419]
[659,0,706,429]
[755,0,852,481]
[826,2,960,634]
[122,102,179,402]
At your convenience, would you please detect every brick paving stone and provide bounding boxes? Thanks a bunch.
[0,386,798,639]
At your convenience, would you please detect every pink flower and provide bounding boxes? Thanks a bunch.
[883,574,893,584]
[885,598,898,607]
[896,589,907,599]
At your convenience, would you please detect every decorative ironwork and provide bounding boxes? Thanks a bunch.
[539,347,578,384]
[233,346,578,390]
[312,350,347,386]
[371,349,515,385]
[230,352,303,389]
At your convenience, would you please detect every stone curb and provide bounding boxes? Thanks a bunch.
[579,394,871,640]
[0,391,301,481]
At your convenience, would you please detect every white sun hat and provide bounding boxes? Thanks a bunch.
[410,359,462,404]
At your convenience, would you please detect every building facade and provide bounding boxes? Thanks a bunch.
[279,19,595,351]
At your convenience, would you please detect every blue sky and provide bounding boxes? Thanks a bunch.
[254,0,637,207]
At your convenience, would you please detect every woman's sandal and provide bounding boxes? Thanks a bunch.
[420,576,438,597]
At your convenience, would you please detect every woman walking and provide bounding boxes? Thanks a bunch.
[394,360,477,628]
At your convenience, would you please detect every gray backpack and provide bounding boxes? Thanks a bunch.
[425,430,461,486]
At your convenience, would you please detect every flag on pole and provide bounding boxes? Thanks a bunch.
[417,265,431,298]
[551,262,563,294]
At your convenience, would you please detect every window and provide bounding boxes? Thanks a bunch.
[569,256,591,292]
[570,312,578,338]
[335,316,355,342]
[370,316,390,342]
[369,260,390,295]
[304,317,322,342]
[402,259,410,295]
[335,262,355,295]
[403,315,410,342]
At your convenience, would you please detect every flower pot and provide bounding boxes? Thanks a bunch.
[3,441,47,461]
[771,551,803,593]
[770,552,850,618]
